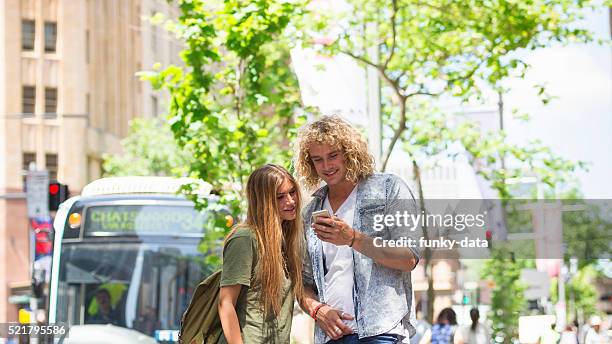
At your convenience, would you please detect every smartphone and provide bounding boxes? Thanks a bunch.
[311,209,331,223]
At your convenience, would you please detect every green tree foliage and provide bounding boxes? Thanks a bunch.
[140,0,307,259]
[482,250,528,344]
[301,0,601,194]
[301,0,605,321]
[562,201,612,268]
[102,117,192,177]
[551,265,600,324]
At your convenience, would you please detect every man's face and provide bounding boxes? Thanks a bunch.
[96,291,111,313]
[308,143,347,187]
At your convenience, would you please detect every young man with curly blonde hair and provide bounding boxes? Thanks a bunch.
[296,115,420,344]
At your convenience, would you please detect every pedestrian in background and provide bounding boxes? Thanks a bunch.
[539,323,560,344]
[559,324,578,344]
[410,304,431,344]
[419,308,463,344]
[584,315,603,344]
[460,308,490,344]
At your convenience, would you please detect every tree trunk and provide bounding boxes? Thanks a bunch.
[412,160,435,323]
[380,96,406,171]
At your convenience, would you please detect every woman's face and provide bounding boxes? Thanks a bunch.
[277,178,297,221]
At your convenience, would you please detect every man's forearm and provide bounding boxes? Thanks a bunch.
[352,231,417,272]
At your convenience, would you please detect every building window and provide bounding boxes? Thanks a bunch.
[22,152,36,172]
[22,86,36,114]
[45,87,57,114]
[151,96,158,117]
[22,152,37,187]
[44,22,57,53]
[45,154,58,181]
[22,20,35,51]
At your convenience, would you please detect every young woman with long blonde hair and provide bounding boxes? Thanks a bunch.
[217,164,305,344]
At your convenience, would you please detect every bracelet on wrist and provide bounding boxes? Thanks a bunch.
[311,303,325,320]
[348,229,356,247]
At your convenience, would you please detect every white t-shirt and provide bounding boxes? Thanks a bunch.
[322,187,358,331]
[461,324,491,344]
[321,187,411,342]
[584,328,602,344]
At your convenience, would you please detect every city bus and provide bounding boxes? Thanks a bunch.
[48,177,223,342]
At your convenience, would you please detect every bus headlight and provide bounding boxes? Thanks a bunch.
[225,215,234,228]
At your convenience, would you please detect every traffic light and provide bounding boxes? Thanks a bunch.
[485,230,493,249]
[49,182,69,211]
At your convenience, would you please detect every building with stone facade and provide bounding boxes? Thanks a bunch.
[0,0,182,322]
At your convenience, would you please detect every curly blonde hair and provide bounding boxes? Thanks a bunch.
[295,115,375,190]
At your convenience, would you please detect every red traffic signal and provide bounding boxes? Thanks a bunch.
[49,183,60,195]
[48,182,69,211]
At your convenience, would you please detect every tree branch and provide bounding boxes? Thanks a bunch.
[340,49,403,100]
[340,49,380,70]
[381,96,406,171]
[235,59,246,121]
[382,0,399,70]
[445,50,494,88]
[342,47,481,171]
[341,50,412,172]
[405,90,441,98]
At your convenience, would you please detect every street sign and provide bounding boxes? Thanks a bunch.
[8,295,31,304]
[521,269,551,299]
[26,170,50,217]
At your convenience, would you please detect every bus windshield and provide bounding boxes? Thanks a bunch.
[54,242,214,337]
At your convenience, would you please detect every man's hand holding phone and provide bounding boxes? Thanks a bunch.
[312,209,356,247]
[311,209,332,224]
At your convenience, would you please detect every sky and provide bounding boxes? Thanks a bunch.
[497,7,612,198]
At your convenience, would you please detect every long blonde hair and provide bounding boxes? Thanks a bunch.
[230,164,304,316]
